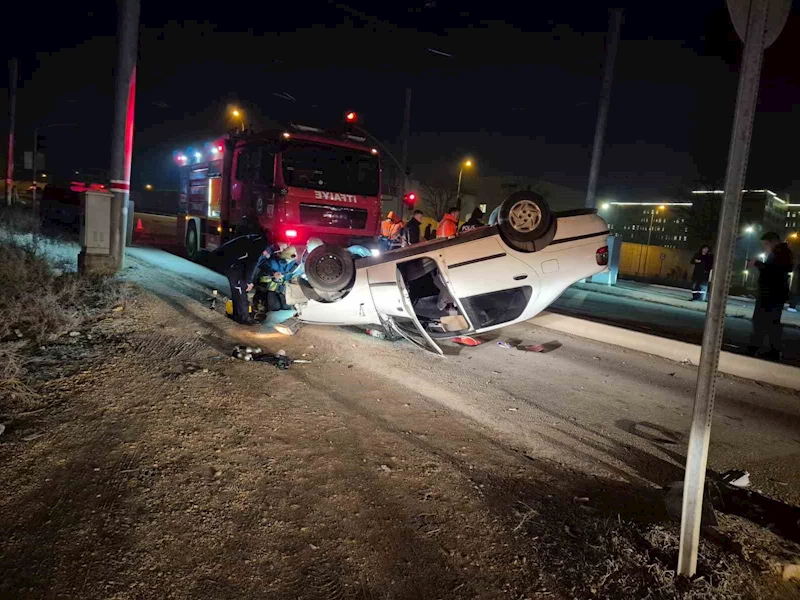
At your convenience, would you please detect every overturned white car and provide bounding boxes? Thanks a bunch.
[284,192,609,354]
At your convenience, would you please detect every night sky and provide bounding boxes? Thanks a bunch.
[2,1,799,201]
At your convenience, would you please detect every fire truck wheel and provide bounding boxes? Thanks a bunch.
[305,244,355,294]
[497,191,555,253]
[186,222,199,261]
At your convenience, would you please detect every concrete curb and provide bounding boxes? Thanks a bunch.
[530,311,800,392]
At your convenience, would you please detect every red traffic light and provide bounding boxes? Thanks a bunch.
[403,192,417,205]
[345,111,357,123]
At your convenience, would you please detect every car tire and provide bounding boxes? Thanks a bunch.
[497,191,555,253]
[186,221,199,262]
[305,244,355,294]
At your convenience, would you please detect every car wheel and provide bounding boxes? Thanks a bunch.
[497,191,555,252]
[186,221,199,261]
[305,244,355,294]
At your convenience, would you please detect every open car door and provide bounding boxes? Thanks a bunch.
[376,267,442,356]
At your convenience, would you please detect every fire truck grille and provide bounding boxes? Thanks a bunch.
[299,203,368,230]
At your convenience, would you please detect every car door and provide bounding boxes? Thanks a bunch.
[365,259,444,355]
[440,234,540,330]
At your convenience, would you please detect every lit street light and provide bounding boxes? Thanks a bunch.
[456,158,473,209]
[742,225,755,286]
[638,204,665,276]
[231,108,245,132]
[145,184,153,191]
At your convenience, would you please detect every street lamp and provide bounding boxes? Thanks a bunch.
[456,158,473,209]
[639,205,665,276]
[145,184,153,191]
[742,225,755,286]
[231,108,245,132]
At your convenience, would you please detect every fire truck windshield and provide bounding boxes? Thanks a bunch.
[281,141,379,197]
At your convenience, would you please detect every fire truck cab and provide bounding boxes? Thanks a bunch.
[177,124,382,259]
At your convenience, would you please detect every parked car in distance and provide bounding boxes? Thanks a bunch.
[284,191,610,354]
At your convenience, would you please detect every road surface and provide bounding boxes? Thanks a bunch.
[119,244,800,508]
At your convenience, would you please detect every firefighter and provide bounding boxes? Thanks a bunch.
[211,232,267,325]
[379,211,404,251]
[436,207,460,239]
[265,245,298,312]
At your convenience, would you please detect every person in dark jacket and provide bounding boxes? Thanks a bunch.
[404,210,424,245]
[211,233,267,325]
[689,245,713,301]
[746,232,794,359]
[460,207,485,233]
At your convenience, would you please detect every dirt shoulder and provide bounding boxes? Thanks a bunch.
[2,268,799,599]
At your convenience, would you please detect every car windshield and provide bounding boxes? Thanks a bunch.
[281,142,379,197]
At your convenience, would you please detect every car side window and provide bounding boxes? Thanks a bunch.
[460,286,533,329]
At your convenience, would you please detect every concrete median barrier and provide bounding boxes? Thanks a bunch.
[530,311,800,391]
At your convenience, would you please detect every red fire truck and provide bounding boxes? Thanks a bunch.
[176,123,382,259]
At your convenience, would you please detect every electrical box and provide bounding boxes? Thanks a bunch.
[81,190,113,255]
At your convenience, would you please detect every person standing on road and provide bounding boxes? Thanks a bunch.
[212,232,267,325]
[746,232,794,360]
[404,210,424,245]
[689,245,713,301]
[460,207,485,233]
[436,207,460,239]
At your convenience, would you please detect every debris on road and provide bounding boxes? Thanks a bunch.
[68,331,81,338]
[365,328,386,339]
[452,336,481,346]
[230,345,308,369]
[721,469,751,488]
[522,344,546,353]
[496,341,513,349]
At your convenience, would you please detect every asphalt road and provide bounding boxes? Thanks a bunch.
[553,287,800,366]
[115,244,800,510]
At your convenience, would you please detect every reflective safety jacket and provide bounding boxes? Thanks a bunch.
[436,213,459,238]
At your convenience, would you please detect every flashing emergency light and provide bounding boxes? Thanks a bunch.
[282,132,291,139]
[194,151,202,160]
[211,147,219,155]
[285,229,298,239]
[345,111,357,123]
[217,144,223,152]
[370,148,378,155]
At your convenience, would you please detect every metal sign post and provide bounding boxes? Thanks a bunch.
[677,0,789,577]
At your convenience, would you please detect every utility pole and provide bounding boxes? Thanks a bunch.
[108,0,140,271]
[31,128,38,213]
[5,58,17,207]
[585,8,622,209]
[398,88,412,216]
[677,0,789,577]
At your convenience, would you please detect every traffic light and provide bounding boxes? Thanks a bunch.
[345,111,357,123]
[403,192,417,206]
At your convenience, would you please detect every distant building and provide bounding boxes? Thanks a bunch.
[600,189,791,252]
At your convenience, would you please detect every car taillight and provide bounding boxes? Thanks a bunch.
[596,246,609,266]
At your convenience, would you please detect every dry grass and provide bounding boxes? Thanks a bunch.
[0,210,128,415]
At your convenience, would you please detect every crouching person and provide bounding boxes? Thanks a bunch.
[266,245,298,312]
